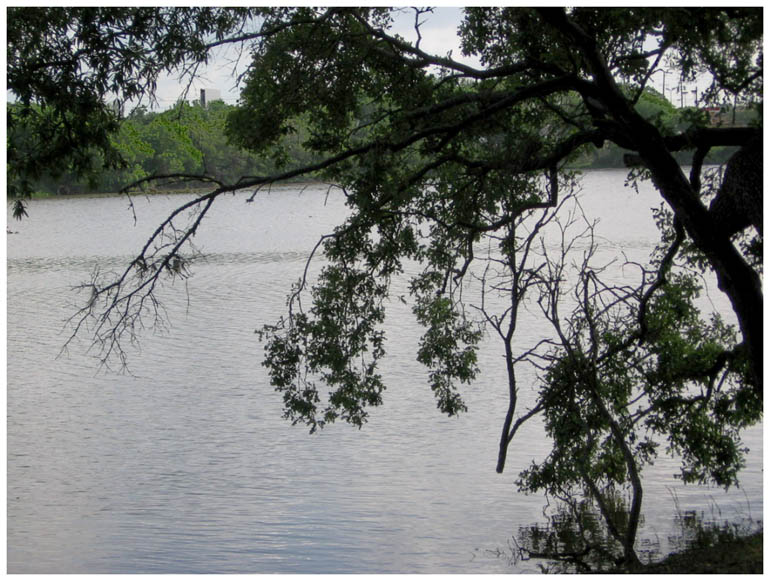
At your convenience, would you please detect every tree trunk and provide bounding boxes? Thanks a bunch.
[709,135,763,236]
[541,7,764,396]
[634,124,764,394]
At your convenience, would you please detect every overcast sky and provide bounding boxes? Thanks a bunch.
[7,7,706,111]
[150,7,475,110]
[149,6,711,112]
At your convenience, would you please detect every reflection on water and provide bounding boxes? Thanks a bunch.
[7,250,312,274]
[7,176,762,573]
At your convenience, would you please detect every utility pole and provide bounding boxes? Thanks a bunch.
[660,69,667,98]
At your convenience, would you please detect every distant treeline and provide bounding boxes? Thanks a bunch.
[572,89,755,169]
[15,99,324,196]
[12,91,755,196]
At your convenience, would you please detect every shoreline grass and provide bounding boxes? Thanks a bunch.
[633,531,763,574]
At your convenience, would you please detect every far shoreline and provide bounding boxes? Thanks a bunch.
[24,177,328,201]
[21,163,729,202]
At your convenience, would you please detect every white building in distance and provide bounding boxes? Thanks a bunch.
[200,88,222,108]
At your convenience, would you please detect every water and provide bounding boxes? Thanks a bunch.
[7,171,763,573]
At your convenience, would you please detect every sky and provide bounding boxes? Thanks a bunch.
[6,6,710,112]
[148,6,711,113]
[150,7,475,110]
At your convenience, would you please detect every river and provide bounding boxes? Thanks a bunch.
[7,170,763,573]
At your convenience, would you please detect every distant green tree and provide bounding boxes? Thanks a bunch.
[635,87,679,131]
[177,101,277,185]
[102,115,155,191]
[141,113,202,176]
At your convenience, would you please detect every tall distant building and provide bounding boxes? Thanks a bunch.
[200,88,222,108]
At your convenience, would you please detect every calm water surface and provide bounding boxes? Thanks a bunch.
[7,171,763,573]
